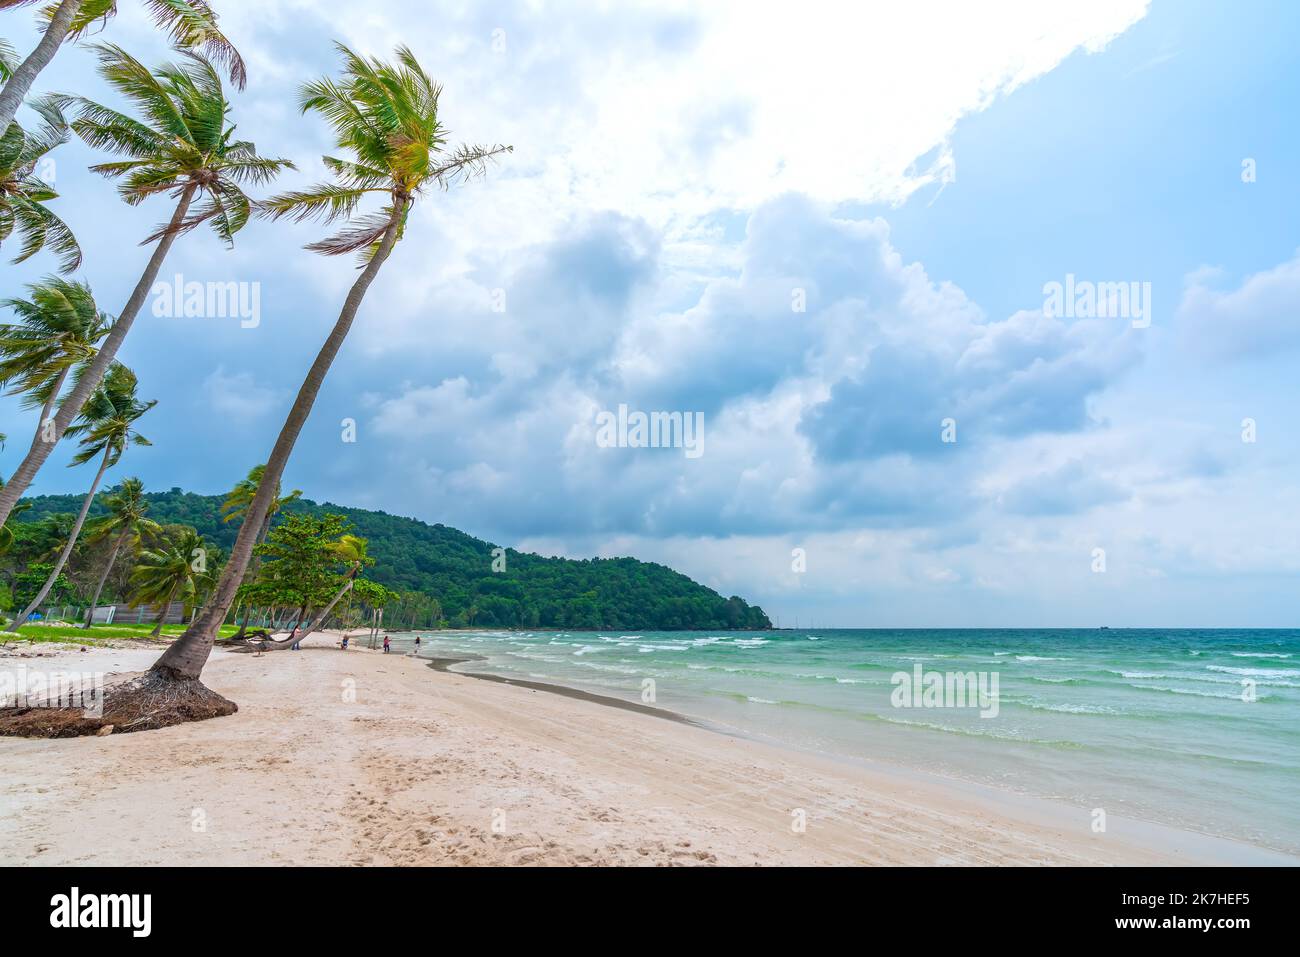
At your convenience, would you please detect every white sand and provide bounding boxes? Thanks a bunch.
[2,634,1293,866]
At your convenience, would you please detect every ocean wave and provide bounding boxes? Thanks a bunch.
[1025,676,1085,684]
[1207,665,1300,678]
[1013,699,1127,715]
[1229,652,1291,659]
[877,715,1088,748]
[1129,683,1272,701]
[1015,655,1071,661]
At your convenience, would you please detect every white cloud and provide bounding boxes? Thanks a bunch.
[1175,251,1300,359]
[201,367,284,421]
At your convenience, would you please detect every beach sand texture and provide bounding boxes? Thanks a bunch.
[1,634,1291,866]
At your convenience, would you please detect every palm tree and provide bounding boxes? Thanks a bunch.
[153,44,509,685]
[0,277,110,454]
[80,477,161,627]
[130,526,212,638]
[0,99,81,271]
[283,534,370,645]
[0,479,30,557]
[13,363,154,626]
[221,462,300,637]
[222,462,301,539]
[0,0,245,134]
[1,38,17,82]
[0,45,291,530]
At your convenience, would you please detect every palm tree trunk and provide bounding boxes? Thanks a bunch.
[0,183,196,529]
[15,443,112,626]
[301,571,355,637]
[0,0,85,133]
[29,365,69,453]
[153,199,408,681]
[82,526,130,628]
[151,582,178,639]
[265,568,356,649]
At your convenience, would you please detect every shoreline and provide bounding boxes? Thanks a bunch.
[2,634,1295,866]
[425,654,699,726]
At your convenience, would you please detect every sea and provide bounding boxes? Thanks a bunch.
[396,627,1300,854]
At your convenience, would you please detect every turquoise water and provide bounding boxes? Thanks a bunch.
[403,628,1300,853]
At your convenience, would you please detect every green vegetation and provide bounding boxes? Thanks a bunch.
[15,486,772,630]
[2,622,240,645]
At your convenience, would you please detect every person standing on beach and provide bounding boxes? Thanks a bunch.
[383,636,391,654]
[290,627,300,651]
[414,636,421,655]
[341,635,349,650]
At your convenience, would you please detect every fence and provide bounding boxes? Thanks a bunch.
[34,602,189,626]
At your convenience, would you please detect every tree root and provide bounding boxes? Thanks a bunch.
[0,668,237,738]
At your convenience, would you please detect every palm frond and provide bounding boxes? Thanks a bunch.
[256,182,379,225]
[284,43,510,262]
[142,0,246,90]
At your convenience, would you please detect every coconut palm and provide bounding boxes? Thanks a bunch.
[153,44,509,686]
[0,479,30,557]
[0,38,17,82]
[80,477,161,627]
[275,533,370,646]
[13,363,154,626]
[0,0,245,134]
[0,277,110,454]
[221,462,301,535]
[0,45,292,530]
[129,526,212,638]
[0,99,80,271]
[221,462,300,637]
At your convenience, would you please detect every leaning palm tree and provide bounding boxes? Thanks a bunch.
[0,277,110,453]
[80,476,161,627]
[13,362,154,626]
[0,45,292,530]
[266,533,371,648]
[129,526,211,638]
[151,43,509,694]
[0,99,80,271]
[0,0,244,134]
[221,462,300,637]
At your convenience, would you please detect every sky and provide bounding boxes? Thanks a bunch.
[2,0,1299,627]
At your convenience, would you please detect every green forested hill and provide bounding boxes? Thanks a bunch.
[13,487,772,630]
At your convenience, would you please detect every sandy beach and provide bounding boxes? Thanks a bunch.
[1,632,1293,867]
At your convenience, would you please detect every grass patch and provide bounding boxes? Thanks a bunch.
[1,622,239,645]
